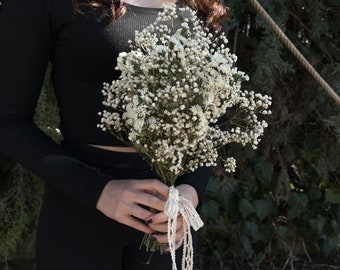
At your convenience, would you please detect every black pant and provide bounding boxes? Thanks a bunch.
[35,142,188,270]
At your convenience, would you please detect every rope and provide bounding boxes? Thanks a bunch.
[248,0,340,106]
[164,186,204,270]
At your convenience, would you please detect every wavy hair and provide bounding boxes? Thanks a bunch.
[72,0,229,32]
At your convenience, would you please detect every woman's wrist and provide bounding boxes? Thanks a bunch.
[175,184,199,208]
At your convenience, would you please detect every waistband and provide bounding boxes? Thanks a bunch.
[60,139,152,171]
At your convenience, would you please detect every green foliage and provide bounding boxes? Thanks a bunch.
[33,65,62,143]
[199,177,340,269]
[0,160,42,264]
[198,0,340,269]
[0,65,60,267]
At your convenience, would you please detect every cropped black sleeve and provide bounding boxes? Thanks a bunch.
[0,0,111,208]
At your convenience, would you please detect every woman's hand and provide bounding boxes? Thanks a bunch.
[175,184,199,209]
[96,179,169,234]
[146,184,199,251]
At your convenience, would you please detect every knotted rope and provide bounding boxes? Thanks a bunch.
[164,186,204,270]
[249,0,340,106]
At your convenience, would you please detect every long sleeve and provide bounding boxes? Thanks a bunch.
[0,0,111,208]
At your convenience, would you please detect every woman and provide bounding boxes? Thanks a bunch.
[0,0,228,269]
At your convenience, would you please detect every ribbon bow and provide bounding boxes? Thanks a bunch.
[164,186,204,270]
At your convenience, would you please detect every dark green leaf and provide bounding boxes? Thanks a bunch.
[240,235,253,256]
[309,216,326,232]
[253,198,277,221]
[325,188,340,204]
[287,193,309,219]
[238,199,255,218]
[241,221,259,241]
[277,226,288,239]
[202,200,220,222]
[307,188,323,201]
[254,157,273,186]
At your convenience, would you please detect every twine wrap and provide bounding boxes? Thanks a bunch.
[164,186,204,270]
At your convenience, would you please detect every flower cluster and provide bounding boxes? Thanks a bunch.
[98,5,271,186]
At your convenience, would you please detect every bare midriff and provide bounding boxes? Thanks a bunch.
[88,144,138,153]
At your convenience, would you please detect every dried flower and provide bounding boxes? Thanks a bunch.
[99,5,271,181]
[98,7,271,267]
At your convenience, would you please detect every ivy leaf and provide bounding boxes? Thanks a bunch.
[309,216,326,232]
[205,177,221,195]
[277,226,288,239]
[241,221,259,241]
[307,188,323,201]
[239,199,255,218]
[333,204,340,225]
[202,200,220,222]
[287,192,309,219]
[319,237,339,257]
[253,198,277,221]
[254,157,273,187]
[240,235,253,256]
[325,188,340,204]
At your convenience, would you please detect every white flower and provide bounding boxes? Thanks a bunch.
[123,103,145,132]
[224,157,237,173]
[98,5,271,187]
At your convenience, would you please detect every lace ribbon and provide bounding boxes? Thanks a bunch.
[164,186,204,270]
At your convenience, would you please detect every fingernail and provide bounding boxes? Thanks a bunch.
[145,218,153,224]
[149,235,157,241]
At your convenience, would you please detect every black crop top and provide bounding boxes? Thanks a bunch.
[0,0,211,208]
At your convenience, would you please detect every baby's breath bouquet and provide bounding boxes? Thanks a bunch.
[98,5,271,270]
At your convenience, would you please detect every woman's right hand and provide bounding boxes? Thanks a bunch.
[96,179,169,234]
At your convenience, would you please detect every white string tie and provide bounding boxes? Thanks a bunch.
[164,186,204,270]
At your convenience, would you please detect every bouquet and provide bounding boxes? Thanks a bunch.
[98,5,271,270]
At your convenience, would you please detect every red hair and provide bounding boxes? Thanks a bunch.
[72,0,229,32]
